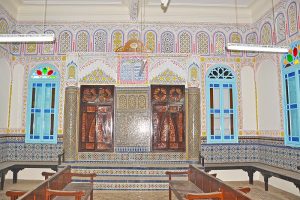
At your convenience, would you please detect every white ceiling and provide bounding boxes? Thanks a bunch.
[20,0,256,7]
[0,0,278,24]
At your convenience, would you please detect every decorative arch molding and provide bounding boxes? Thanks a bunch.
[78,59,117,84]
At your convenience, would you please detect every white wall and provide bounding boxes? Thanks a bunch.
[0,57,11,129]
[241,66,256,131]
[10,64,24,128]
[6,168,56,180]
[256,59,281,130]
[209,170,260,181]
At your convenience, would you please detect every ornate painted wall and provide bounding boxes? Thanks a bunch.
[0,0,299,164]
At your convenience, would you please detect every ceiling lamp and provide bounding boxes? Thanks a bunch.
[227,43,288,53]
[227,0,287,53]
[0,0,54,43]
[0,34,55,43]
[161,0,169,7]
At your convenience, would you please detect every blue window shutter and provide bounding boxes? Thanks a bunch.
[25,64,60,144]
[206,64,238,144]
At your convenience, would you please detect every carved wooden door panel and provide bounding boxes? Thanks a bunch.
[79,85,114,152]
[151,85,185,151]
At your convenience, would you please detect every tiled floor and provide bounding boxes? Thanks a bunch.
[0,179,299,200]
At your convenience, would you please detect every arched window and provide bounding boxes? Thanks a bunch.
[59,31,72,54]
[275,13,286,43]
[214,32,225,55]
[178,31,191,53]
[206,64,238,143]
[145,31,157,53]
[76,31,89,52]
[260,23,272,45]
[42,30,55,55]
[196,32,209,55]
[94,29,107,52]
[26,64,60,144]
[287,2,298,37]
[246,32,258,57]
[282,41,300,147]
[112,30,124,51]
[161,31,175,53]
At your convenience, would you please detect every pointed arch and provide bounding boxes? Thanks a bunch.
[112,30,124,52]
[275,13,286,43]
[213,32,226,55]
[287,2,298,36]
[144,30,157,53]
[260,22,272,45]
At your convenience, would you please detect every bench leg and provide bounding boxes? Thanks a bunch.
[262,174,271,191]
[90,189,93,200]
[245,169,255,185]
[11,168,23,184]
[169,186,171,200]
[0,170,8,190]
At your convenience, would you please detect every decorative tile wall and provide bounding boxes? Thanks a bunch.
[115,87,151,152]
[1,134,63,161]
[201,136,300,171]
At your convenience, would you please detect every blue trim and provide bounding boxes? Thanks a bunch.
[206,64,238,144]
[281,40,300,148]
[25,63,60,144]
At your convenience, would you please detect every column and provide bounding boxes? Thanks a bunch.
[63,86,78,161]
[187,87,201,160]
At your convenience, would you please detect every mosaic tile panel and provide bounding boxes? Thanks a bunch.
[77,152,186,162]
[187,88,200,160]
[115,88,150,151]
[2,134,63,161]
[63,86,78,161]
[201,136,300,172]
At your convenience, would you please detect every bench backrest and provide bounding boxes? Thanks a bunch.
[19,166,72,200]
[188,165,251,200]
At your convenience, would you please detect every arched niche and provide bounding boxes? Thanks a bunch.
[241,66,256,131]
[256,60,281,131]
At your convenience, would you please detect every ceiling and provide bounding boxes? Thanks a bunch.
[0,0,279,24]
[20,0,256,7]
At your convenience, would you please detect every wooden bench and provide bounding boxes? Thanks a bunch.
[6,171,56,200]
[166,164,252,200]
[18,165,96,200]
[203,162,300,192]
[0,161,58,191]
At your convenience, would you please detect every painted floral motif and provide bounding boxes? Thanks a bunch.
[246,32,258,57]
[287,2,298,36]
[230,32,242,56]
[31,66,58,79]
[151,69,185,84]
[80,69,115,83]
[276,13,286,43]
[128,30,139,41]
[214,32,225,55]
[42,30,55,54]
[260,23,272,45]
[145,31,156,52]
[0,18,8,34]
[112,31,123,51]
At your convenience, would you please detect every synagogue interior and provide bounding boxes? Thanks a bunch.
[0,0,299,199]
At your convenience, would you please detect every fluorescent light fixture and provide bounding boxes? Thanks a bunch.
[227,43,289,53]
[0,34,55,43]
